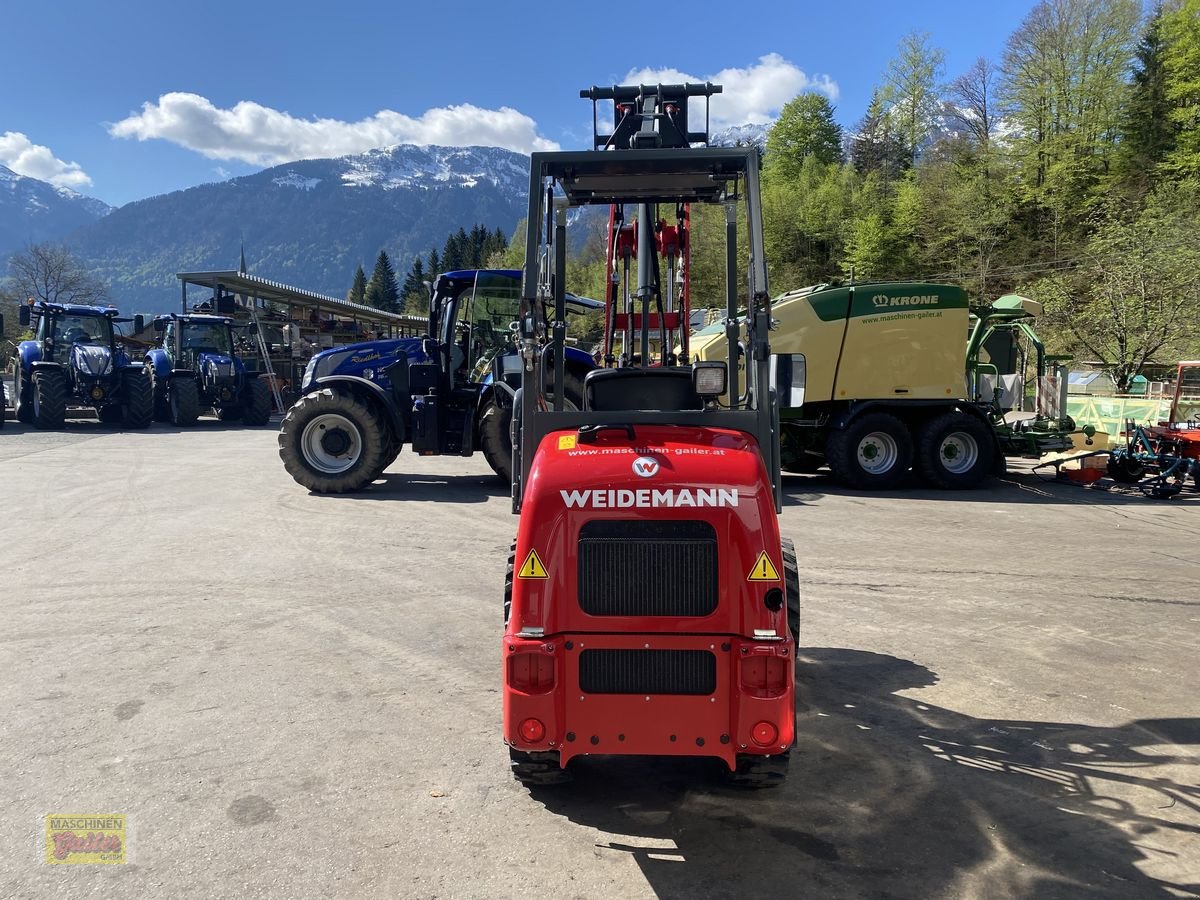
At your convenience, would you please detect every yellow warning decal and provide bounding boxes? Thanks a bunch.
[747,552,780,581]
[558,434,577,450]
[517,549,549,579]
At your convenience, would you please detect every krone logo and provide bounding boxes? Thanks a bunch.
[632,456,660,478]
[872,293,940,308]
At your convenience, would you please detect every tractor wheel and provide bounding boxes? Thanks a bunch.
[509,748,571,786]
[241,378,272,426]
[916,412,995,490]
[0,381,6,427]
[98,405,124,424]
[147,366,170,422]
[169,377,200,427]
[13,363,34,424]
[728,751,790,789]
[825,412,913,490]
[278,388,387,493]
[782,537,800,643]
[32,369,66,430]
[122,371,154,429]
[1107,455,1145,484]
[479,372,584,484]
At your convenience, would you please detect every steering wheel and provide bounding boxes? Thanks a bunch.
[64,327,90,343]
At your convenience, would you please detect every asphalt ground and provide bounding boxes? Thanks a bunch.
[0,416,1197,899]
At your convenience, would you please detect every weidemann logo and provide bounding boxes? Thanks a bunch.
[560,488,738,509]
[871,294,941,308]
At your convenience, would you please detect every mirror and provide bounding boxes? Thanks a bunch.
[770,353,806,409]
[0,313,5,335]
[153,318,166,333]
[133,315,144,334]
[19,304,31,327]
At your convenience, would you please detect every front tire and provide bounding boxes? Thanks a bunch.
[509,748,571,786]
[825,412,913,489]
[241,377,272,426]
[278,389,387,493]
[122,370,154,429]
[32,369,66,430]
[728,751,790,788]
[147,366,170,421]
[13,363,34,424]
[169,377,200,427]
[916,412,994,489]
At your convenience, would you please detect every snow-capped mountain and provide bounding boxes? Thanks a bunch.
[0,165,111,260]
[67,145,532,312]
[709,123,773,150]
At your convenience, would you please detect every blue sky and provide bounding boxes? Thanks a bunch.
[0,0,1036,207]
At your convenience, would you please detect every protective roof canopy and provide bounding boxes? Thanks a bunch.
[176,270,415,324]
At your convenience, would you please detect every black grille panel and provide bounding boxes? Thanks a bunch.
[579,649,716,695]
[578,520,718,616]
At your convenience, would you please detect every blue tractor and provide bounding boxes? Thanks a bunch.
[143,314,273,427]
[278,269,598,492]
[11,302,153,429]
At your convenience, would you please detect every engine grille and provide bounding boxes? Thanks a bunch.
[578,649,716,695]
[578,520,717,617]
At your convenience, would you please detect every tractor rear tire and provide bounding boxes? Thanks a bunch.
[278,388,387,493]
[13,364,34,424]
[122,371,154,429]
[241,378,272,426]
[169,377,200,427]
[32,369,66,430]
[825,412,912,490]
[916,412,994,489]
[782,537,800,643]
[479,372,585,484]
[147,366,170,421]
[503,540,516,625]
[1107,455,1145,484]
[728,751,790,788]
[509,749,571,786]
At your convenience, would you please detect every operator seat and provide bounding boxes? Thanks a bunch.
[583,367,703,411]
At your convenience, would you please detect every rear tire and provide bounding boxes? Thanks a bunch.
[278,389,387,493]
[122,370,154,429]
[728,751,790,788]
[916,412,994,489]
[782,537,800,643]
[479,372,584,484]
[509,748,571,786]
[241,377,272,426]
[825,412,912,489]
[169,377,200,426]
[32,369,66,430]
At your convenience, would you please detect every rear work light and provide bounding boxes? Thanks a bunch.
[518,718,546,743]
[692,361,727,398]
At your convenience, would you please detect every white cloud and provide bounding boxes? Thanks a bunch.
[623,54,838,127]
[0,132,93,188]
[109,93,560,165]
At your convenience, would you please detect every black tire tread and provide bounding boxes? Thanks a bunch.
[728,751,790,789]
[169,377,201,426]
[122,370,154,429]
[241,377,272,426]
[32,369,66,430]
[782,537,800,643]
[915,411,994,490]
[14,363,34,424]
[509,749,571,786]
[277,388,387,493]
[825,411,913,490]
[148,366,170,421]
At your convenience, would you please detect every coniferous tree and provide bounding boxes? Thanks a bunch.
[427,248,441,279]
[347,263,367,305]
[364,250,400,313]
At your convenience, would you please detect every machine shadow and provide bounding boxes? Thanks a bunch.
[325,470,509,503]
[529,649,1199,900]
[780,470,1198,508]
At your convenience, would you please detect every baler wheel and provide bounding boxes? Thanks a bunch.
[916,412,994,489]
[826,412,912,489]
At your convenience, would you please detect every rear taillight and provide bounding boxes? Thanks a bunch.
[739,656,788,699]
[752,721,779,747]
[518,718,546,742]
[507,653,555,695]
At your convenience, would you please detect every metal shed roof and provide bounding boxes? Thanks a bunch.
[176,270,418,325]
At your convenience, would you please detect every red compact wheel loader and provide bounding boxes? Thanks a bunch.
[502,83,803,787]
